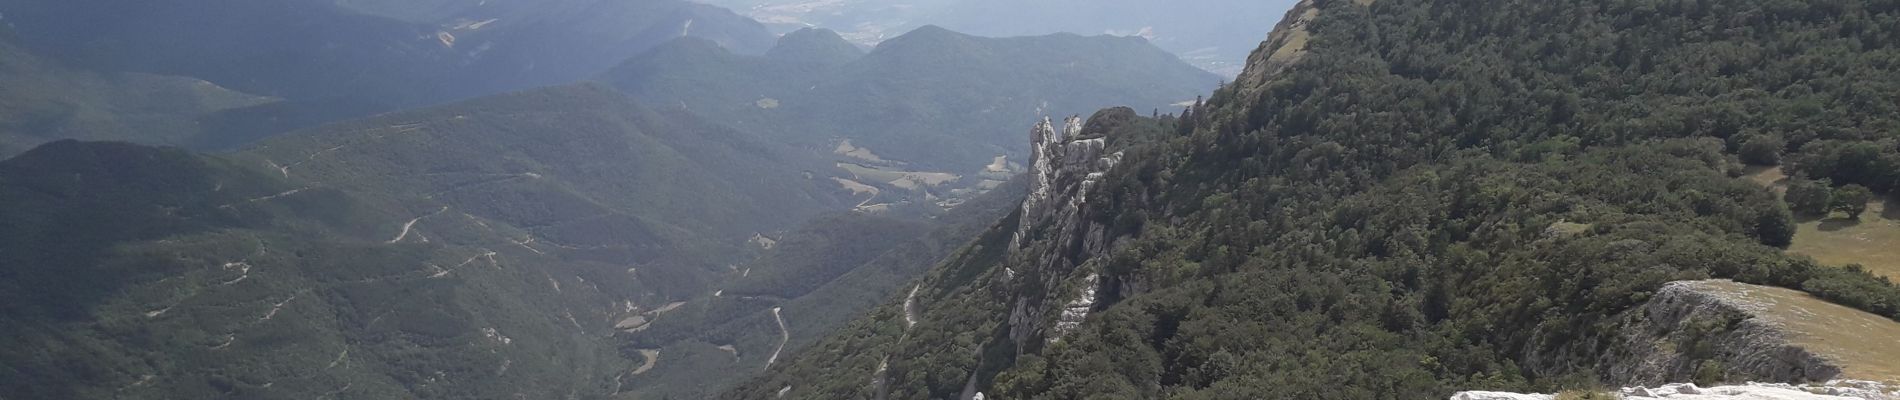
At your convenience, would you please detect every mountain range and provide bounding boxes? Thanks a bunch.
[9,0,1900,399]
[0,0,774,154]
[0,2,1222,397]
[607,26,1221,172]
[0,83,862,398]
[694,0,1301,76]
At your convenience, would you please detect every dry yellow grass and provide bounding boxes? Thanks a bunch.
[1690,280,1900,380]
[832,139,885,163]
[1554,390,1617,400]
[1265,10,1316,67]
[632,349,660,375]
[1743,166,1900,280]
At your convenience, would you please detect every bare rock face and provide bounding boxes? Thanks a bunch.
[1600,280,1843,384]
[1003,115,1125,350]
[1512,279,1900,398]
[1451,381,1899,400]
[1452,392,1558,400]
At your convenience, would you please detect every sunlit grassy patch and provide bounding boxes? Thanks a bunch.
[1690,280,1900,380]
[1743,166,1900,280]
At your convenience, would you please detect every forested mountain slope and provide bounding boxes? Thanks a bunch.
[0,141,635,399]
[727,0,1900,398]
[611,177,1028,399]
[0,32,276,157]
[0,85,860,399]
[237,84,850,282]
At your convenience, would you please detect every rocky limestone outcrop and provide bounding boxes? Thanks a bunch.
[1601,280,1842,383]
[1525,279,1856,386]
[1002,115,1125,350]
[1010,116,1118,250]
[1510,278,1900,399]
[1453,381,1899,400]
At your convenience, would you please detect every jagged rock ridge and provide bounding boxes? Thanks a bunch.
[1004,115,1124,349]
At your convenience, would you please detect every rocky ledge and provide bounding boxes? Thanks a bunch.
[1453,381,1898,400]
[1478,279,1900,400]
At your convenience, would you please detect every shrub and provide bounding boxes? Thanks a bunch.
[1556,390,1619,400]
[1786,179,1834,216]
[1739,135,1786,166]
[1832,184,1874,219]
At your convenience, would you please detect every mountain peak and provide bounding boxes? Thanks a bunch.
[4,140,191,174]
[881,25,974,46]
[646,35,737,57]
[766,27,863,67]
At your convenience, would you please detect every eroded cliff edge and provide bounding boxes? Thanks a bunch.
[1526,279,1900,387]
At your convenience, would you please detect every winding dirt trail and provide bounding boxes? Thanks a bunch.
[220,187,309,209]
[765,307,789,370]
[388,207,449,244]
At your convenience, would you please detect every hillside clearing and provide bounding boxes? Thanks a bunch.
[1692,280,1900,381]
[1743,167,1900,279]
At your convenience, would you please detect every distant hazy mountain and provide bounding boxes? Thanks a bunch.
[0,34,277,157]
[606,26,1221,172]
[0,85,856,399]
[0,0,774,136]
[693,0,1300,76]
[239,84,852,273]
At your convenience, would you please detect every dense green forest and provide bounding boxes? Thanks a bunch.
[0,33,278,157]
[0,141,637,399]
[728,0,1900,398]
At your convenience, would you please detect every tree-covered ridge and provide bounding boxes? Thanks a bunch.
[729,0,1900,398]
[0,141,634,399]
[0,35,276,157]
[0,84,876,399]
[238,84,853,289]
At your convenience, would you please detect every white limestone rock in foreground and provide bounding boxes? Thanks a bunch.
[1453,381,1900,400]
[1453,391,1556,400]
